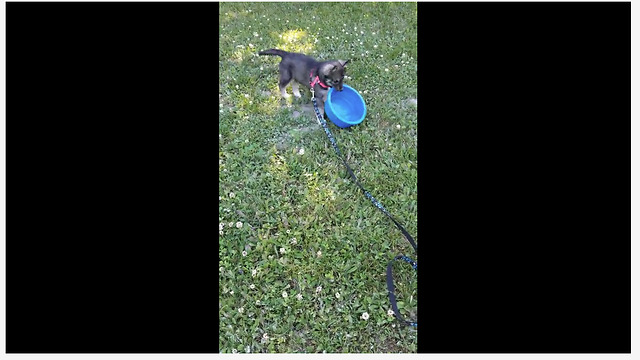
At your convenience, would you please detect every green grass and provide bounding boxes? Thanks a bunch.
[219,2,417,353]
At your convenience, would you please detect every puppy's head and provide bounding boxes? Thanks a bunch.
[320,60,349,91]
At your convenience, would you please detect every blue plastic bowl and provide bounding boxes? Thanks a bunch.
[325,84,367,128]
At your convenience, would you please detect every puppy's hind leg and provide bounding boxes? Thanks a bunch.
[278,64,292,98]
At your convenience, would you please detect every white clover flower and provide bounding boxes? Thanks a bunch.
[230,290,234,295]
[238,307,243,313]
[242,250,247,257]
[298,148,305,155]
[219,266,224,272]
[282,291,288,298]
[263,333,269,340]
[245,345,251,353]
[296,293,303,300]
[219,230,224,236]
[256,300,260,305]
[219,223,224,231]
[236,221,243,229]
[335,292,340,299]
[286,229,291,234]
[374,44,378,48]
[316,286,322,293]
[361,312,369,320]
[290,238,297,245]
[280,247,286,254]
[232,349,238,354]
[229,192,235,198]
[316,250,322,257]
[385,68,389,72]
[228,222,234,228]
[252,269,257,277]
[249,284,255,289]
[388,309,395,317]
[396,124,401,129]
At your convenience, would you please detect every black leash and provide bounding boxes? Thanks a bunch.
[310,87,417,328]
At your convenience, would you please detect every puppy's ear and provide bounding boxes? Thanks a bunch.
[339,59,350,67]
[320,63,338,75]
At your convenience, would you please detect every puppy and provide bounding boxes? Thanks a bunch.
[258,48,349,118]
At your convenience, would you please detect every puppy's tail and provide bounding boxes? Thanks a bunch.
[258,48,288,58]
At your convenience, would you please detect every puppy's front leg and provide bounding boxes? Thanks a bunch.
[291,82,302,98]
[318,91,328,118]
[317,99,325,119]
[311,86,326,118]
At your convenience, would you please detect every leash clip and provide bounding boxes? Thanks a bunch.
[310,87,315,100]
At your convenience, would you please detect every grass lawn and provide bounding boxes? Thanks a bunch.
[219,2,418,353]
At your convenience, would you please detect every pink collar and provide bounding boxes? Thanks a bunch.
[309,70,329,89]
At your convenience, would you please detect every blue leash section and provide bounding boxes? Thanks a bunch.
[310,89,417,328]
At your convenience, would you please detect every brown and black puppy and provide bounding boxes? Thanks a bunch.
[258,48,349,118]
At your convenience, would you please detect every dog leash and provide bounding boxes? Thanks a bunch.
[310,86,417,328]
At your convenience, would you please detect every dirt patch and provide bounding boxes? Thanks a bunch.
[275,122,319,150]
